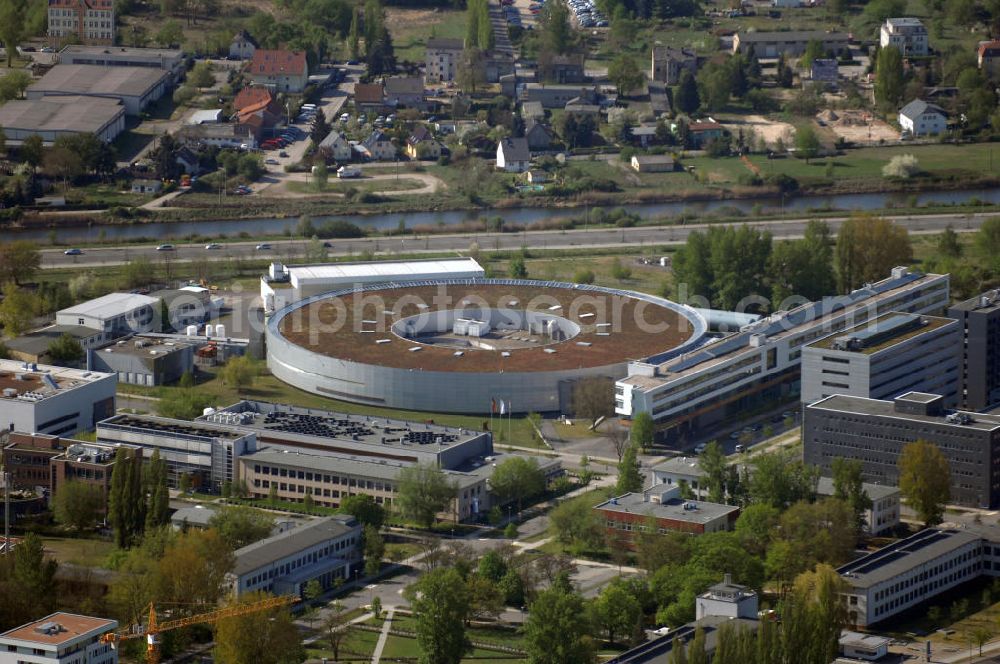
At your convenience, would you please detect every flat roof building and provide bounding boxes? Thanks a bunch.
[5,324,107,364]
[805,391,1000,508]
[948,290,1000,410]
[801,312,961,407]
[0,613,118,664]
[28,64,171,115]
[594,485,739,548]
[617,268,950,443]
[0,360,116,437]
[96,414,257,491]
[87,336,195,387]
[56,292,159,338]
[838,527,995,627]
[57,45,185,81]
[260,257,485,313]
[880,17,929,57]
[0,95,125,145]
[696,574,758,621]
[732,30,850,57]
[228,515,361,598]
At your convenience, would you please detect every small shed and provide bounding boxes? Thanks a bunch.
[631,154,675,173]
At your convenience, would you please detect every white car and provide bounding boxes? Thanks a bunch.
[204,243,222,250]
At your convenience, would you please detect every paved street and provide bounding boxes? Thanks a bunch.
[40,210,990,269]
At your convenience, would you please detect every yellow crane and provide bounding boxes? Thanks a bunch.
[101,595,296,664]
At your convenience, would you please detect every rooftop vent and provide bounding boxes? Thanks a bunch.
[33,622,64,636]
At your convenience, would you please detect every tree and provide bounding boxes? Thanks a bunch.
[775,499,857,577]
[631,412,654,451]
[457,47,487,93]
[938,225,962,259]
[46,333,84,364]
[593,579,642,646]
[52,481,103,531]
[616,444,644,494]
[6,532,57,620]
[0,241,40,284]
[109,448,144,548]
[155,19,184,47]
[209,506,274,549]
[311,108,330,144]
[697,62,733,112]
[698,441,727,503]
[549,495,604,553]
[490,457,546,512]
[688,626,708,664]
[221,355,258,393]
[875,46,904,110]
[800,39,824,69]
[524,582,595,664]
[608,54,645,97]
[0,0,26,67]
[348,8,360,58]
[156,529,234,606]
[0,282,33,337]
[407,568,469,664]
[835,215,912,293]
[146,449,170,530]
[794,125,821,163]
[668,636,688,664]
[898,440,951,526]
[322,601,353,661]
[509,255,528,278]
[0,70,31,101]
[672,225,772,311]
[44,145,84,187]
[675,70,700,114]
[571,377,614,423]
[213,591,303,664]
[831,458,873,534]
[748,450,818,509]
[339,493,386,529]
[189,61,215,88]
[734,503,780,556]
[539,0,572,55]
[20,134,43,172]
[397,463,457,528]
[882,154,920,178]
[364,524,384,576]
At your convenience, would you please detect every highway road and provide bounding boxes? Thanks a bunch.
[40,210,990,269]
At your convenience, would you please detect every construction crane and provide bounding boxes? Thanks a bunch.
[101,595,296,664]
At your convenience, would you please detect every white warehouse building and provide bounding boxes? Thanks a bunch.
[56,292,159,340]
[0,360,117,437]
[260,258,485,314]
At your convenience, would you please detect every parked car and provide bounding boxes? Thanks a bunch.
[279,151,289,157]
[735,444,746,453]
[63,248,83,255]
[694,443,707,454]
[265,158,279,165]
[156,244,175,251]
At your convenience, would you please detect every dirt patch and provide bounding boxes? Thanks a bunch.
[385,7,450,32]
[818,109,899,144]
[720,114,795,148]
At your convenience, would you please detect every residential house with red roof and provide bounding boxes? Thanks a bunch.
[979,40,1000,80]
[233,86,283,140]
[48,0,115,45]
[248,49,309,93]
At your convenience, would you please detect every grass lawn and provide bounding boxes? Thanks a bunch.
[305,624,381,660]
[485,252,671,298]
[286,178,425,195]
[387,7,467,63]
[41,536,116,568]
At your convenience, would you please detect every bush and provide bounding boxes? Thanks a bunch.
[574,268,595,284]
[882,154,921,179]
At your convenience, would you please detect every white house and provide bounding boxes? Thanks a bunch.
[899,99,947,135]
[56,292,159,337]
[880,17,929,57]
[230,30,258,60]
[496,137,530,172]
[319,132,353,163]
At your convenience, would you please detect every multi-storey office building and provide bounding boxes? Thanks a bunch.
[0,613,117,664]
[0,360,116,437]
[616,268,950,443]
[948,290,1000,410]
[804,391,1000,508]
[800,312,961,407]
[96,414,257,491]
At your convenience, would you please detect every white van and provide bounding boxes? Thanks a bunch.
[337,166,361,179]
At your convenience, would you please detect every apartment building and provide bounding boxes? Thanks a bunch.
[227,516,361,598]
[650,45,697,85]
[47,0,114,45]
[880,18,929,57]
[800,313,961,407]
[247,49,309,93]
[425,38,464,82]
[732,30,850,57]
[804,392,1000,508]
[948,290,1000,410]
[0,613,117,664]
[616,268,950,443]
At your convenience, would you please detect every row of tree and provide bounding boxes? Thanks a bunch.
[671,216,913,311]
[109,448,171,548]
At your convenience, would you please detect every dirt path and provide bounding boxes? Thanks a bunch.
[260,171,446,198]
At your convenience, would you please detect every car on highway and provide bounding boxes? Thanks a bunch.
[156,244,175,251]
[204,243,222,250]
[63,248,83,255]
[255,243,272,251]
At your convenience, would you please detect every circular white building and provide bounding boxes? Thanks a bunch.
[266,279,707,414]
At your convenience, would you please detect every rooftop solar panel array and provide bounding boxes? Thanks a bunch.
[261,411,376,439]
